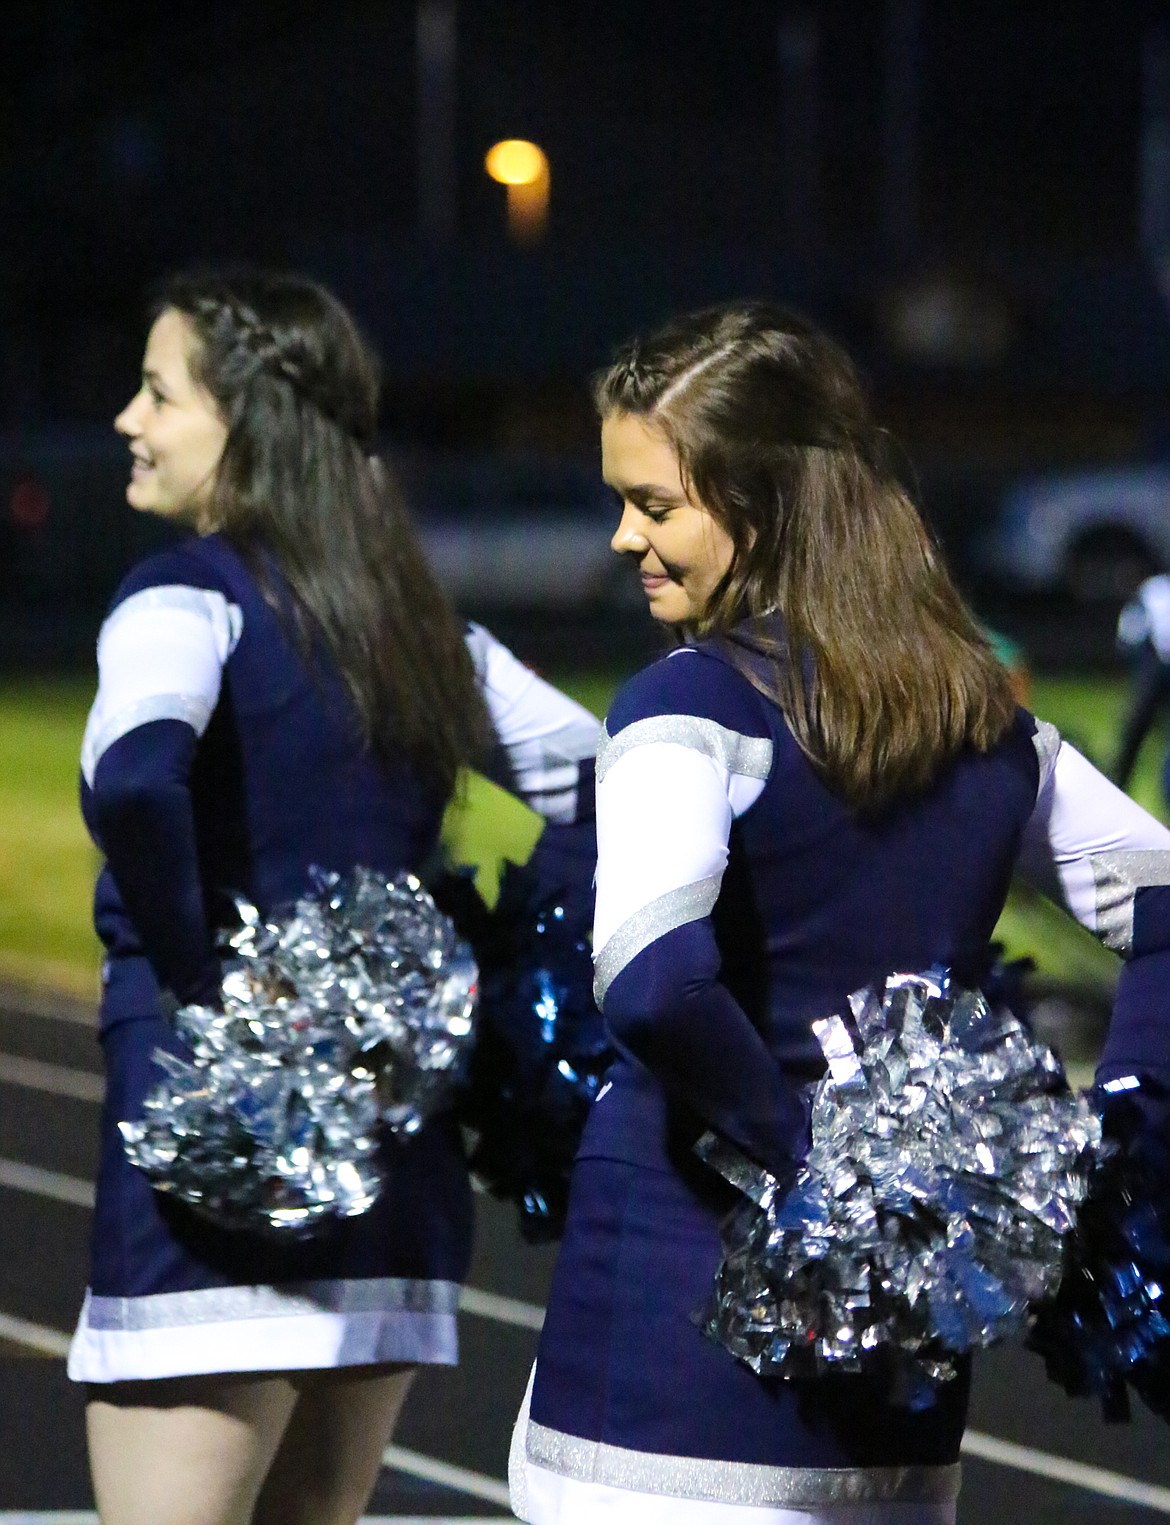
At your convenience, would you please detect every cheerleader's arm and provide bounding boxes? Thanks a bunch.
[1015,723,1170,1084]
[592,655,808,1174]
[1112,645,1165,791]
[465,622,600,824]
[82,557,241,1005]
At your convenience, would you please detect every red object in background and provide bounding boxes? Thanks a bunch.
[10,477,50,531]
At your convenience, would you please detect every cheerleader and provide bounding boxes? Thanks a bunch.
[1112,572,1170,803]
[70,269,599,1525]
[510,303,1170,1525]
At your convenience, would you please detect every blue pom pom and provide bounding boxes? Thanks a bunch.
[436,829,611,1242]
[1029,1075,1170,1424]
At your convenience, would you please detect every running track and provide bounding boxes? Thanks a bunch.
[0,983,1167,1524]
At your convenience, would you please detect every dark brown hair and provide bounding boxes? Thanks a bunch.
[155,268,488,797]
[595,301,1017,810]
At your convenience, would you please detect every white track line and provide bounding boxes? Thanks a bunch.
[381,1444,511,1508]
[459,1285,544,1331]
[961,1430,1170,1512]
[0,1312,71,1358]
[0,1158,94,1208]
[0,985,96,1027]
[0,1053,103,1103]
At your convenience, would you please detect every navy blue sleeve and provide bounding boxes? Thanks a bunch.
[87,721,221,1005]
[82,539,236,1007]
[604,924,810,1174]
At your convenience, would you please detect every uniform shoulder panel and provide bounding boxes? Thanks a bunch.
[107,535,237,613]
[606,646,771,740]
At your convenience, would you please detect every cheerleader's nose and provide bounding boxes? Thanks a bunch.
[611,505,649,555]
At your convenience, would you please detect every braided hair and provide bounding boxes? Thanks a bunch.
[153,268,489,797]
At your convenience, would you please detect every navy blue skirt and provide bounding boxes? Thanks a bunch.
[524,1152,966,1507]
[68,1011,474,1383]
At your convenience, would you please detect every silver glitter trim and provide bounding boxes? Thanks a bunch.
[1031,719,1061,792]
[83,693,214,785]
[101,584,243,644]
[509,1363,536,1519]
[597,716,772,786]
[525,1418,961,1507]
[593,874,722,1007]
[83,1276,461,1331]
[1091,849,1170,957]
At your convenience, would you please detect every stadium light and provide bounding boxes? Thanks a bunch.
[484,139,549,244]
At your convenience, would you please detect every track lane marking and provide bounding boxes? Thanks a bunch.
[458,1285,544,1331]
[961,1430,1170,1512]
[0,1313,71,1358]
[0,985,96,1027]
[380,1445,510,1508]
[0,1159,94,1208]
[0,1053,103,1104]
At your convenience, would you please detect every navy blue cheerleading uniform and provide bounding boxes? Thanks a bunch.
[513,635,1170,1524]
[68,531,599,1384]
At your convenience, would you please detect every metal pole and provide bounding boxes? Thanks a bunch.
[417,0,457,246]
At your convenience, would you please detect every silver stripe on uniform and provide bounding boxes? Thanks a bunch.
[100,584,243,644]
[83,1276,461,1331]
[526,1417,962,1507]
[82,693,214,785]
[593,873,722,1007]
[1031,719,1062,791]
[596,716,773,787]
[1090,849,1170,957]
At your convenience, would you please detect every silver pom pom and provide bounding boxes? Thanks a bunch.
[699,969,1102,1403]
[120,867,477,1235]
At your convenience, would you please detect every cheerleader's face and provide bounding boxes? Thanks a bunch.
[114,308,228,528]
[602,411,735,626]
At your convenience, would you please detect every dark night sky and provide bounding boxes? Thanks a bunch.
[1,0,1163,257]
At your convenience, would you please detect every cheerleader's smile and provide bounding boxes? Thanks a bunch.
[601,411,734,626]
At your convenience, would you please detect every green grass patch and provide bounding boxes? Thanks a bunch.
[0,677,104,999]
[1,668,1164,1006]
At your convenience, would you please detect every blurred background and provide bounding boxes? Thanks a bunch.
[6,5,1170,1518]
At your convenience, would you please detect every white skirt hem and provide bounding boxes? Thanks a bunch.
[68,1286,458,1382]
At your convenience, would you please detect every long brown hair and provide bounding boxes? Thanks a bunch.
[594,301,1016,810]
[155,268,488,798]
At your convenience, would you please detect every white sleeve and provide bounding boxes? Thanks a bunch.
[1118,574,1170,660]
[465,622,601,822]
[1017,729,1170,957]
[591,720,768,1005]
[80,586,243,787]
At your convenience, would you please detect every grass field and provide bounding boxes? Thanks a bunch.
[0,668,1165,1008]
